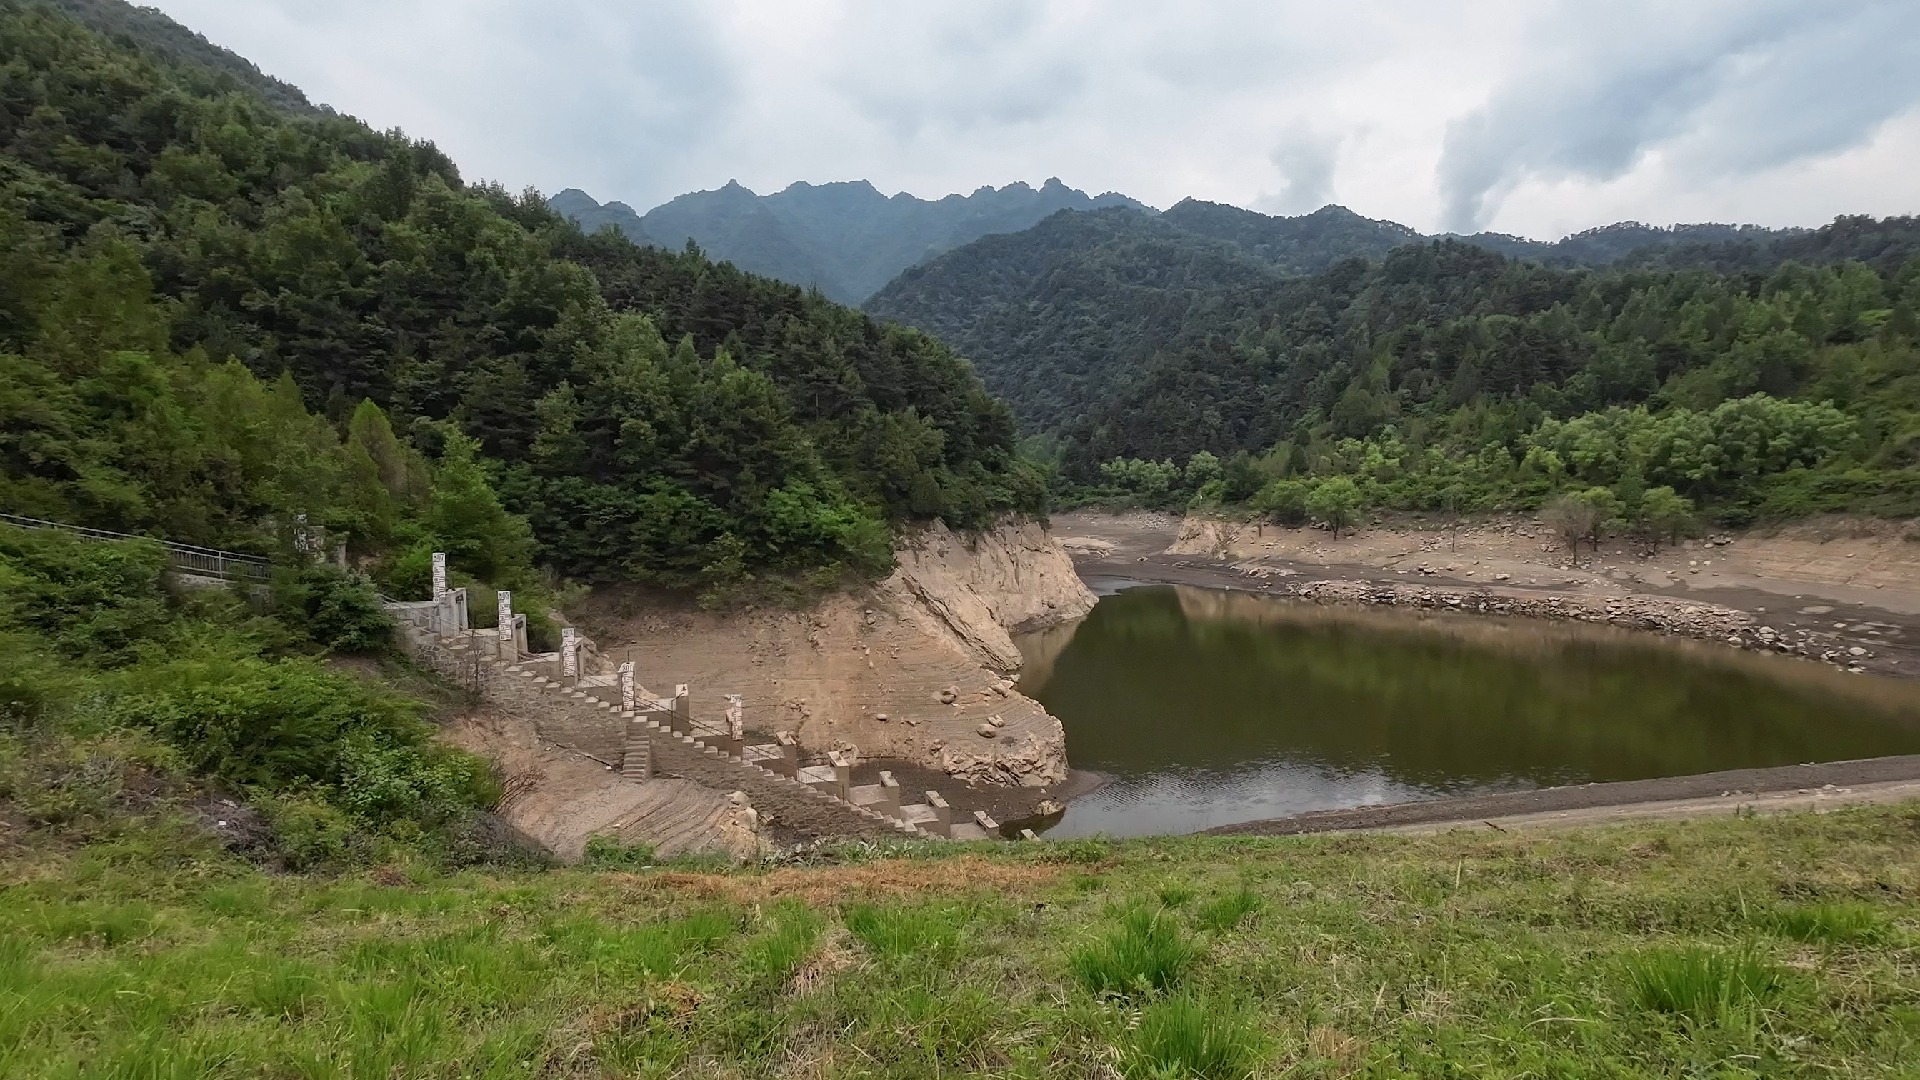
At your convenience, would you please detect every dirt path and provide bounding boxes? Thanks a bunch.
[1053,510,1920,678]
[1203,756,1920,837]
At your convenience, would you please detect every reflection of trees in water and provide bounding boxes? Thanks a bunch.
[1035,586,1920,792]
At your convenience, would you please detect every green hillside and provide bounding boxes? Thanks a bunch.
[0,1,1038,598]
[871,196,1920,527]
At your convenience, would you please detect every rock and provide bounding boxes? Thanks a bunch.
[988,714,1006,728]
[976,724,998,738]
[938,687,958,704]
[1849,646,1868,657]
[873,712,889,722]
[1035,799,1066,816]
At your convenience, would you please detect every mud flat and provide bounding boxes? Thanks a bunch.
[1054,509,1920,679]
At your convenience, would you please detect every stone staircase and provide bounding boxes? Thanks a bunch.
[385,576,1002,843]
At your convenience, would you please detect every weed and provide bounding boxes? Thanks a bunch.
[1194,887,1263,933]
[1623,945,1784,1024]
[1157,882,1195,908]
[742,903,824,990]
[582,834,656,869]
[1124,994,1263,1079]
[1767,902,1888,945]
[843,902,964,961]
[1072,905,1198,997]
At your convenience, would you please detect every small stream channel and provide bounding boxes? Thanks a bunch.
[1014,582,1920,838]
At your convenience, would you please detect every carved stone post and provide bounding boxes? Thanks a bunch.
[671,684,691,734]
[560,627,578,679]
[496,590,515,661]
[430,552,447,598]
[619,661,636,712]
[722,694,745,758]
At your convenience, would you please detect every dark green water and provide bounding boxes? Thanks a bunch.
[1016,584,1920,838]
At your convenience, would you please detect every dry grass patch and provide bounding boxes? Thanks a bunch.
[618,855,1064,905]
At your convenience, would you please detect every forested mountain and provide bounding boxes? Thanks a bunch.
[558,178,1147,304]
[866,207,1290,429]
[0,1,1038,601]
[42,0,316,114]
[1158,200,1421,275]
[547,188,650,247]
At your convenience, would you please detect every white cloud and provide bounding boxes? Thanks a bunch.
[146,0,1920,238]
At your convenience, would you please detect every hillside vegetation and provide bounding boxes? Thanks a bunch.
[0,2,1038,601]
[871,203,1920,530]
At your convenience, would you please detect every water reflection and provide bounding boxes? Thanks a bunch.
[1017,585,1920,838]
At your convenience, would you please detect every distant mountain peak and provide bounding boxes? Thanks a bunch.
[552,177,1159,304]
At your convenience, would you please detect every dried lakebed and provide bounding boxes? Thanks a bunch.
[1013,583,1920,838]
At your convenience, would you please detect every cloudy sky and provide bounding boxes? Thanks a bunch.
[150,0,1920,238]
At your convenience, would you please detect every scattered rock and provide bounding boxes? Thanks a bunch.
[976,724,998,739]
[938,687,958,705]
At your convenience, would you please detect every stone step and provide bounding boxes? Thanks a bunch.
[948,823,992,841]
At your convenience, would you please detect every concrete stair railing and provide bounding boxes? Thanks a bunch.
[383,577,1001,843]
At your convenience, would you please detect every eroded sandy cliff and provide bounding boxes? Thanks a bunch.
[577,519,1095,787]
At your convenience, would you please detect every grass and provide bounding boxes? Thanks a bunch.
[1622,946,1786,1025]
[1,804,1919,1076]
[1072,903,1200,997]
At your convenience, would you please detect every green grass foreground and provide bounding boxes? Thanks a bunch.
[4,807,1918,1078]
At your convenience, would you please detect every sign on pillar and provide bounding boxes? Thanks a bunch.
[561,627,578,678]
[619,662,636,712]
[430,552,447,598]
[497,591,513,642]
[725,694,745,741]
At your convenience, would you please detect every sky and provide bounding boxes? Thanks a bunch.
[148,0,1920,238]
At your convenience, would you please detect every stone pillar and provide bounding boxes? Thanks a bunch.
[878,770,902,816]
[826,750,852,800]
[925,791,952,837]
[430,552,447,598]
[722,694,746,758]
[619,662,636,712]
[670,685,691,734]
[560,627,578,680]
[773,731,799,778]
[496,591,515,661]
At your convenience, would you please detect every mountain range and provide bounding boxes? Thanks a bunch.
[552,179,1144,304]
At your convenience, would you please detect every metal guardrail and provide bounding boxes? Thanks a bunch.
[0,513,274,582]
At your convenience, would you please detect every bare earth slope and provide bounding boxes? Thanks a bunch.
[576,520,1095,792]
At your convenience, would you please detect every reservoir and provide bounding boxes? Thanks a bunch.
[1016,584,1920,838]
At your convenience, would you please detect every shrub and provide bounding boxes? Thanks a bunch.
[1623,946,1784,1024]
[582,834,656,869]
[1072,906,1198,997]
[0,527,175,664]
[113,654,493,827]
[1124,994,1264,1079]
[271,563,392,653]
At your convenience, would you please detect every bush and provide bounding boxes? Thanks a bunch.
[112,654,494,828]
[582,834,657,869]
[0,528,175,664]
[271,563,392,653]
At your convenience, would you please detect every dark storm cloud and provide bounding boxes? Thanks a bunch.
[1438,0,1920,231]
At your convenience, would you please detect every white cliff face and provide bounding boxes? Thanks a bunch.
[581,518,1097,787]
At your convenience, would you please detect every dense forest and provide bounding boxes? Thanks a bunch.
[0,1,1040,601]
[874,205,1920,529]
